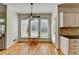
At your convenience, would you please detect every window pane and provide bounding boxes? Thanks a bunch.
[2,25,5,34]
[0,19,5,22]
[21,19,29,37]
[40,19,49,38]
[30,18,38,38]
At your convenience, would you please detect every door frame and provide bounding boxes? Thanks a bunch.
[18,14,51,41]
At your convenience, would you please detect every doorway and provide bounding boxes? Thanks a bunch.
[18,14,51,41]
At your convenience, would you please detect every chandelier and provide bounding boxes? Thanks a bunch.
[29,3,40,20]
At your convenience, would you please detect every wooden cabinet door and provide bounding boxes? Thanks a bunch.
[59,12,64,27]
[75,13,79,27]
[0,38,5,49]
[63,13,76,27]
[60,36,69,55]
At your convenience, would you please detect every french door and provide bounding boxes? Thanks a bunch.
[40,19,49,38]
[20,17,49,39]
[30,18,39,38]
[21,18,39,38]
[21,19,29,38]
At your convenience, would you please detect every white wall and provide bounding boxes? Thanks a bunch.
[6,4,58,49]
[6,5,18,48]
[5,3,56,14]
[51,5,59,49]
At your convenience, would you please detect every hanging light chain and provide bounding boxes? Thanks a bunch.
[31,3,33,16]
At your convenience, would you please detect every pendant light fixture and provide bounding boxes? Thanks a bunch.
[30,3,33,20]
[29,3,40,20]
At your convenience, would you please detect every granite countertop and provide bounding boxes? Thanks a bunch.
[59,27,79,39]
[0,34,5,39]
[60,35,79,39]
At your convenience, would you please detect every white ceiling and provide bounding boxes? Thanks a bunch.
[5,3,58,14]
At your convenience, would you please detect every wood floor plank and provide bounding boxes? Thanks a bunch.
[0,42,62,55]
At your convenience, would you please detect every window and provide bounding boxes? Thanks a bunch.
[21,19,29,37]
[19,15,50,40]
[30,18,39,38]
[40,19,49,38]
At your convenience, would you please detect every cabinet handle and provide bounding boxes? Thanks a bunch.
[73,41,77,42]
[73,46,77,47]
[73,52,77,54]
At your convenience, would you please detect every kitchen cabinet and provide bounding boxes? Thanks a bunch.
[63,12,75,27]
[69,39,79,55]
[59,12,63,27]
[0,4,6,49]
[60,36,69,55]
[59,12,79,27]
[75,13,79,27]
[0,37,5,49]
[60,36,79,55]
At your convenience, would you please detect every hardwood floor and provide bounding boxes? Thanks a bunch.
[0,42,63,55]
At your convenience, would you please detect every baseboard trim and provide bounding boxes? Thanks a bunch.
[6,40,18,49]
[51,42,64,55]
[57,49,64,55]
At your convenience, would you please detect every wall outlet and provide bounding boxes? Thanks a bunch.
[13,39,16,42]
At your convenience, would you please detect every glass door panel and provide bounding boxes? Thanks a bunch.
[0,19,5,35]
[30,18,39,38]
[21,19,29,38]
[20,16,50,39]
[40,19,49,38]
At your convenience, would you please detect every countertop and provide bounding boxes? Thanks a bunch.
[59,27,79,28]
[59,27,79,39]
[60,35,79,39]
[0,34,5,39]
